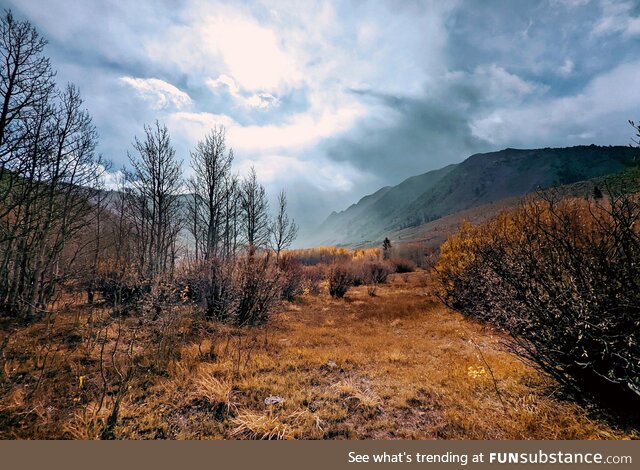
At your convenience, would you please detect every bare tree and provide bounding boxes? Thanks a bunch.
[239,166,269,250]
[0,10,55,233]
[124,121,183,279]
[221,171,240,259]
[0,81,104,319]
[269,189,298,260]
[85,181,112,304]
[187,125,234,260]
[630,119,640,147]
[185,177,204,262]
[0,10,55,161]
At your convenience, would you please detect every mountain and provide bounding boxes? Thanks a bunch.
[312,164,457,246]
[310,145,639,247]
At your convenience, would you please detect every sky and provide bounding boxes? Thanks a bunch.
[3,0,640,242]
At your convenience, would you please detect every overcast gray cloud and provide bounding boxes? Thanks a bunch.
[3,0,640,242]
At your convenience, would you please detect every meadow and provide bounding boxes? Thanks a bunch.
[1,9,638,441]
[1,268,635,439]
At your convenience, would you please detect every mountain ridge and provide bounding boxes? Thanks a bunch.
[309,145,639,247]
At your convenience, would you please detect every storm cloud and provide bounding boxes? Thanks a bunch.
[3,0,640,241]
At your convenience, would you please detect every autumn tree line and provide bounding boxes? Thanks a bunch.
[0,11,298,325]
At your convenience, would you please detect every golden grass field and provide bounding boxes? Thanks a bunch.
[0,270,636,439]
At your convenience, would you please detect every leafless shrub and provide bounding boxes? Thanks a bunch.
[277,255,304,301]
[90,311,148,440]
[142,284,186,371]
[349,262,367,287]
[365,261,393,284]
[97,271,147,308]
[201,260,236,321]
[233,251,283,326]
[301,265,324,295]
[328,264,352,298]
[434,172,640,409]
[346,258,392,287]
[178,253,283,326]
[389,256,416,273]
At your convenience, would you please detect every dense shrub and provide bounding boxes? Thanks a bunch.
[328,264,353,298]
[234,252,283,326]
[349,262,367,286]
[301,265,324,295]
[175,252,283,326]
[365,261,393,284]
[340,257,394,287]
[389,257,416,273]
[277,255,304,301]
[202,260,236,321]
[97,271,148,306]
[434,177,640,409]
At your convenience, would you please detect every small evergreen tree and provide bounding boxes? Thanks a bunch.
[382,237,392,259]
[593,185,603,200]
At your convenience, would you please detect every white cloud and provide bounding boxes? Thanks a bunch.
[133,1,455,211]
[593,0,640,37]
[568,131,595,140]
[244,93,279,109]
[228,100,366,152]
[550,0,591,7]
[470,61,640,145]
[473,64,544,102]
[165,111,236,143]
[210,17,299,91]
[207,74,241,96]
[146,8,301,93]
[100,168,125,191]
[206,74,279,109]
[237,154,361,192]
[119,77,192,110]
[559,58,574,76]
[470,114,504,143]
[138,0,455,192]
[166,93,365,154]
[164,106,367,193]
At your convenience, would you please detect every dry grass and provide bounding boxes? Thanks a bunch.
[332,377,382,411]
[0,270,637,439]
[230,409,319,440]
[190,373,236,413]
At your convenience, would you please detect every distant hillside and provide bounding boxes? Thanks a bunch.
[311,164,457,246]
[310,145,639,247]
